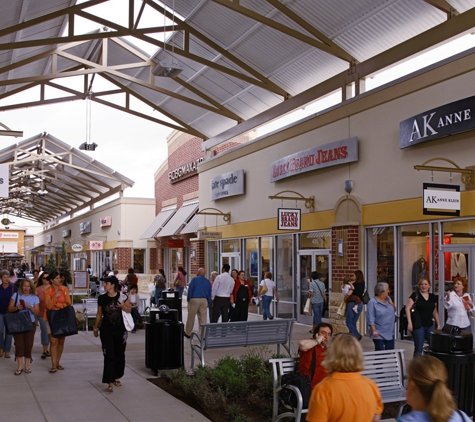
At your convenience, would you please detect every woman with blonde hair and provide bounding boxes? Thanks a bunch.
[307,333,383,422]
[398,355,469,422]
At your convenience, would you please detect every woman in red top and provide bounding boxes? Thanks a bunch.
[231,270,253,321]
[173,267,187,300]
[299,322,332,389]
[45,271,71,373]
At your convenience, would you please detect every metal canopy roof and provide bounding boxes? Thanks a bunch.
[0,0,474,142]
[0,132,134,224]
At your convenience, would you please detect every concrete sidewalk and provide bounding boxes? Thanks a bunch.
[0,298,411,421]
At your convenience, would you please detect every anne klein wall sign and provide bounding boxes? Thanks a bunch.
[210,169,245,201]
[400,95,475,149]
[270,137,358,182]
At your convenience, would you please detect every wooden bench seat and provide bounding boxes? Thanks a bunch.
[270,348,406,421]
[190,319,294,368]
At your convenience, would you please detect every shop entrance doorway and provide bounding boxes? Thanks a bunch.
[297,250,331,325]
[439,245,475,331]
[221,253,240,274]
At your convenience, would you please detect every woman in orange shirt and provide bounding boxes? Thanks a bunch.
[45,271,71,373]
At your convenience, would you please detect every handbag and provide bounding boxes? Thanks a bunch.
[122,310,135,331]
[4,293,33,334]
[260,281,268,295]
[362,290,370,305]
[47,306,78,337]
[303,297,312,316]
[337,300,347,317]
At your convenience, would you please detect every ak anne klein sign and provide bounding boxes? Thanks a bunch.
[400,95,475,149]
[270,137,358,182]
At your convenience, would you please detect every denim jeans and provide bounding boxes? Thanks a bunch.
[38,315,49,346]
[0,313,13,353]
[373,337,395,351]
[346,302,363,338]
[175,286,184,300]
[154,289,163,307]
[261,295,273,320]
[412,325,433,356]
[312,302,324,326]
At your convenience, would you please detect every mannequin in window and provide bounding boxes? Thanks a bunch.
[451,252,467,278]
[412,257,427,290]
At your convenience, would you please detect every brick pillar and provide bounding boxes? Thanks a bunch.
[115,247,132,271]
[330,225,360,333]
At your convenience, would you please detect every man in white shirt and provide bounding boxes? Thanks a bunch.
[211,264,235,322]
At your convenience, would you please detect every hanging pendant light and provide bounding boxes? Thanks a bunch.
[79,91,98,151]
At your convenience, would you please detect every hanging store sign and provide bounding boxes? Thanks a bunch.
[99,216,112,227]
[89,240,103,250]
[62,230,71,238]
[210,169,245,201]
[0,164,9,198]
[400,95,475,149]
[278,208,301,231]
[197,231,222,240]
[169,157,204,184]
[270,137,358,182]
[423,183,460,216]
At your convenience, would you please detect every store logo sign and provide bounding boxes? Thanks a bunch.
[210,169,245,201]
[400,96,475,148]
[423,183,460,216]
[278,208,301,231]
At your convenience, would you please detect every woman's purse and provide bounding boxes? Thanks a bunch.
[260,281,268,295]
[47,305,78,337]
[4,292,33,334]
[337,300,347,317]
[122,311,135,331]
[303,297,312,316]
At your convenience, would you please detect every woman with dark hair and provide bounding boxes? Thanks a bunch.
[36,272,51,359]
[125,267,138,289]
[0,269,17,359]
[231,270,252,321]
[93,276,132,392]
[8,278,40,375]
[173,266,187,300]
[398,355,469,422]
[45,270,71,373]
[345,270,365,340]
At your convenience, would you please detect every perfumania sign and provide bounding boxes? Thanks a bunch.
[270,137,358,182]
[400,96,475,149]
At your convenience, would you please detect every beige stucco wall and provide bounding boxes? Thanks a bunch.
[198,50,475,232]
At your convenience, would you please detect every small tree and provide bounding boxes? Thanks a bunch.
[45,252,56,274]
[59,241,72,285]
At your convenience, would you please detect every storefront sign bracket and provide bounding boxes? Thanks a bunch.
[414,157,474,190]
[268,190,315,212]
[196,208,231,224]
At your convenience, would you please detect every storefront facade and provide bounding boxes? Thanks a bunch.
[197,48,475,332]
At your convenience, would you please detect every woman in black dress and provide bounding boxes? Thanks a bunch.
[231,270,252,321]
[93,276,132,392]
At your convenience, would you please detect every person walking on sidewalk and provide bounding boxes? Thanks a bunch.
[0,269,18,359]
[308,271,327,333]
[211,264,235,322]
[185,268,211,338]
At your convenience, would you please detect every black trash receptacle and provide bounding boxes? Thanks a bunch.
[159,290,182,322]
[426,325,475,416]
[145,308,183,375]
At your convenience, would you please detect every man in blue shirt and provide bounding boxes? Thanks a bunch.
[184,268,211,338]
[0,269,18,358]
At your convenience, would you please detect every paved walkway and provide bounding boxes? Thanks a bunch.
[0,297,412,421]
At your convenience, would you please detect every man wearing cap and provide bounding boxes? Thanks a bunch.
[211,264,235,323]
[184,268,211,338]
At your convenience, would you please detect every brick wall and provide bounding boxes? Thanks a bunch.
[330,225,360,333]
[115,247,132,271]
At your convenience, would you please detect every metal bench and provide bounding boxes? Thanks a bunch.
[270,348,406,421]
[190,319,294,369]
[82,298,98,333]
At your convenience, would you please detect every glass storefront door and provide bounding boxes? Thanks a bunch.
[297,250,331,324]
[221,253,240,274]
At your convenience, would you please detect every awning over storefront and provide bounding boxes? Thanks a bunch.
[140,207,176,239]
[180,214,199,235]
[158,201,199,238]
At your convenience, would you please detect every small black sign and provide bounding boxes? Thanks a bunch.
[400,95,475,149]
